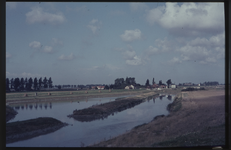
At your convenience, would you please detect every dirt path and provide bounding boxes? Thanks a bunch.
[90,89,225,147]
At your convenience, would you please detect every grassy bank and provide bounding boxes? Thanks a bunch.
[6,89,148,101]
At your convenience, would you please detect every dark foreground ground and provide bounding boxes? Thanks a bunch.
[6,117,68,144]
[90,89,225,148]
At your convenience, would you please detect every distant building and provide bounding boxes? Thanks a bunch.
[125,85,135,89]
[171,84,176,88]
[97,86,105,90]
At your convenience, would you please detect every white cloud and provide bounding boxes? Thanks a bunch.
[146,3,224,36]
[43,46,53,53]
[130,2,148,12]
[26,6,65,25]
[145,46,159,57]
[122,50,136,60]
[29,41,42,49]
[51,38,63,46]
[169,57,182,64]
[6,2,17,9]
[126,56,142,66]
[120,29,142,42]
[87,19,102,34]
[58,53,76,61]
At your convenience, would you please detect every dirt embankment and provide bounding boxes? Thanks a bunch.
[68,93,159,122]
[90,89,225,147]
[6,117,68,144]
[6,105,18,122]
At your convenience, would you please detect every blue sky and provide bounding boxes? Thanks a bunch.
[6,2,225,85]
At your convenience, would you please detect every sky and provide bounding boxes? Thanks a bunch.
[6,2,225,85]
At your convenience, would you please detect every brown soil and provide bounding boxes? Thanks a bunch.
[68,93,159,122]
[90,89,225,147]
[6,105,18,122]
[6,117,68,144]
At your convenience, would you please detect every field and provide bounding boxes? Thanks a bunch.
[6,87,186,105]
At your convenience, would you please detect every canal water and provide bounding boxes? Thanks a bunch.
[6,94,174,147]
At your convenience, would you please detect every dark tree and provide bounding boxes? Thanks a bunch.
[20,78,25,91]
[104,85,109,89]
[159,80,162,85]
[38,77,43,90]
[14,78,20,91]
[34,78,38,91]
[145,79,150,87]
[6,78,10,92]
[109,84,114,89]
[48,77,53,88]
[10,78,14,89]
[152,78,155,85]
[166,79,172,88]
[125,77,130,85]
[58,85,61,90]
[28,77,33,91]
[43,77,48,88]
[24,78,28,90]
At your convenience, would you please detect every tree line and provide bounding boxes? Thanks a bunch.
[145,78,172,88]
[6,77,53,92]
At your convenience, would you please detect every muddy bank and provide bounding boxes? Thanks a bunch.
[6,105,18,122]
[68,93,159,122]
[6,117,68,144]
[89,90,225,147]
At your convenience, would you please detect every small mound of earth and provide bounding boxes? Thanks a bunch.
[6,105,18,122]
[6,117,68,144]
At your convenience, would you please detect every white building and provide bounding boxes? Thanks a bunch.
[171,84,176,88]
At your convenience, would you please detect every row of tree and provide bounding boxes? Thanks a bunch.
[145,78,172,88]
[113,77,173,89]
[6,77,53,92]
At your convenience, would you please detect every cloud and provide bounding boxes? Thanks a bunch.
[29,41,42,49]
[6,2,17,9]
[129,2,148,12]
[125,56,142,66]
[119,45,143,66]
[168,57,182,64]
[58,53,76,61]
[146,3,224,36]
[120,29,142,42]
[87,19,102,34]
[26,6,65,25]
[51,38,63,47]
[43,46,53,53]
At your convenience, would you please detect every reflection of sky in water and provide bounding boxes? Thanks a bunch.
[7,95,174,147]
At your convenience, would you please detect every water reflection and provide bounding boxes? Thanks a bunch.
[13,103,53,111]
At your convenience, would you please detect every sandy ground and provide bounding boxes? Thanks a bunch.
[90,89,225,147]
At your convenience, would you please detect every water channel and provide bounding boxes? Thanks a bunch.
[6,94,174,147]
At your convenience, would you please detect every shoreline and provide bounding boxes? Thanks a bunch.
[90,89,225,147]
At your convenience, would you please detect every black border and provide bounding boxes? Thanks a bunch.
[2,0,231,149]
